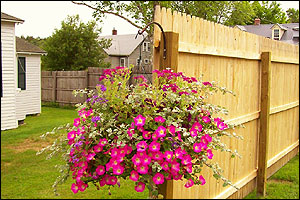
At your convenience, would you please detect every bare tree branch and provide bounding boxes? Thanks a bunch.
[71,1,143,30]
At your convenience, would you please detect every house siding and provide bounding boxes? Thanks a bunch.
[16,54,41,120]
[1,21,18,130]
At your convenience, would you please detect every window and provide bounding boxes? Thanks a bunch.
[120,57,126,67]
[274,29,280,40]
[144,59,149,64]
[136,58,142,66]
[18,57,26,90]
[143,42,150,52]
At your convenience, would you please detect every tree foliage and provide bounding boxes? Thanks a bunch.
[286,8,299,23]
[72,1,293,35]
[42,15,111,71]
[20,35,47,49]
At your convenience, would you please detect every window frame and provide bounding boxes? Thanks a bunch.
[120,57,126,67]
[273,29,280,40]
[143,42,150,52]
[17,56,26,90]
[136,58,142,66]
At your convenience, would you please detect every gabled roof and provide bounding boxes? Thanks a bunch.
[99,33,148,56]
[1,12,24,23]
[16,37,46,54]
[234,23,299,45]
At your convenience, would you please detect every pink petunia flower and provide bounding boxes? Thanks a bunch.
[173,172,183,180]
[77,181,88,192]
[207,149,213,159]
[134,114,146,127]
[202,116,211,123]
[193,143,202,153]
[153,173,165,185]
[199,175,206,185]
[152,151,164,161]
[161,161,170,171]
[125,145,133,155]
[202,81,212,86]
[141,155,152,166]
[186,163,193,173]
[168,125,176,135]
[149,141,161,152]
[137,165,149,174]
[174,147,186,159]
[86,153,96,161]
[184,178,194,188]
[127,127,135,137]
[113,165,125,175]
[218,122,228,130]
[164,151,173,162]
[94,145,103,153]
[142,131,151,140]
[109,176,118,185]
[96,165,105,176]
[181,154,192,165]
[129,170,139,182]
[152,132,158,141]
[132,154,142,166]
[135,182,145,192]
[73,118,80,127]
[71,183,79,193]
[154,116,165,123]
[110,148,120,157]
[192,122,202,132]
[99,138,108,146]
[190,128,198,137]
[136,141,148,152]
[155,126,166,138]
[68,131,76,140]
[171,160,180,173]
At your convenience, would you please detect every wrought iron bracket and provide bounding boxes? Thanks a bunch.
[135,21,166,59]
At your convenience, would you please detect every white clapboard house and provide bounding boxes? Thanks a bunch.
[1,12,46,130]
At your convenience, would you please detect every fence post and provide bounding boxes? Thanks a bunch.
[156,31,179,199]
[257,52,271,197]
[52,71,57,102]
[159,31,179,72]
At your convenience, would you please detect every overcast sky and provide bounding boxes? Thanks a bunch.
[1,1,299,38]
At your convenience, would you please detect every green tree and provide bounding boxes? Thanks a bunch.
[20,35,47,49]
[225,1,255,26]
[42,15,111,71]
[286,8,299,23]
[251,1,287,24]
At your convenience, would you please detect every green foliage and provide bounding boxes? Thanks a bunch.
[251,1,287,24]
[20,35,47,49]
[286,8,299,23]
[42,15,111,71]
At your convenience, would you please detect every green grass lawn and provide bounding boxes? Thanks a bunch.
[1,106,149,199]
[1,106,298,199]
[244,153,299,199]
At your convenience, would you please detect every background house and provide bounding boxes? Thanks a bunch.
[99,28,152,82]
[1,12,46,130]
[234,18,299,45]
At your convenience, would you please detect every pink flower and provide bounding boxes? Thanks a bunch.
[141,155,152,166]
[155,126,166,138]
[168,125,176,135]
[152,132,158,141]
[86,153,95,161]
[134,114,146,127]
[153,173,164,185]
[110,148,120,157]
[173,173,183,180]
[136,141,148,152]
[184,179,194,188]
[77,181,88,192]
[161,161,170,171]
[203,134,212,143]
[192,122,202,132]
[68,131,76,140]
[171,160,180,173]
[152,151,164,161]
[214,117,222,125]
[174,147,186,159]
[71,183,79,193]
[132,154,142,166]
[149,141,161,152]
[129,170,139,182]
[137,165,149,174]
[202,116,211,123]
[99,138,108,146]
[99,178,106,187]
[218,122,228,130]
[193,143,202,153]
[113,165,125,175]
[125,145,133,155]
[199,175,206,185]
[73,118,80,127]
[190,128,198,137]
[181,154,192,165]
[142,131,151,140]
[164,151,173,162]
[109,176,118,185]
[94,145,103,153]
[154,116,165,123]
[202,81,212,86]
[207,149,213,159]
[135,182,145,192]
[96,165,105,176]
[186,164,193,173]
[177,132,183,142]
[127,127,135,137]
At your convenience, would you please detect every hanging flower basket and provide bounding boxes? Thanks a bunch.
[38,65,242,198]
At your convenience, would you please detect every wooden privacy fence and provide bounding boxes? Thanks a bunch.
[153,5,299,199]
[41,67,111,105]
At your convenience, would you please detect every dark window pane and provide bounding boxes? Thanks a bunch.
[18,57,26,90]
